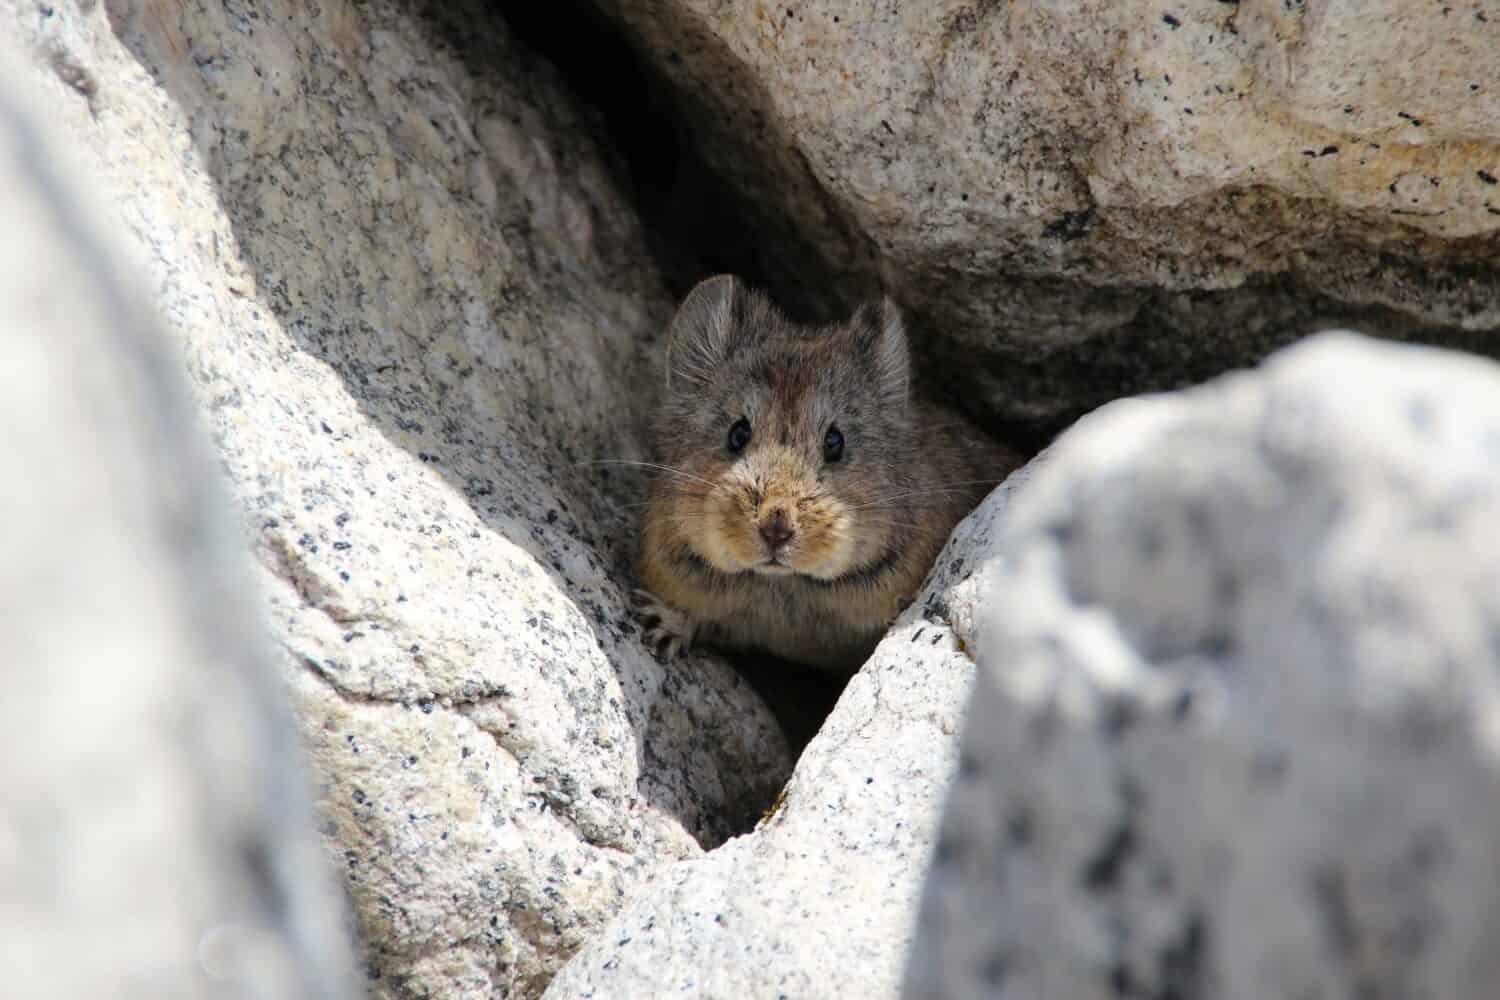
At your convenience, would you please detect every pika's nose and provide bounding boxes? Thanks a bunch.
[759,507,795,549]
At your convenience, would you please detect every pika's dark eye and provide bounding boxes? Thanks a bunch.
[726,417,752,454]
[823,424,845,463]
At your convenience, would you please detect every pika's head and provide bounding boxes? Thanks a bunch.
[650,275,918,580]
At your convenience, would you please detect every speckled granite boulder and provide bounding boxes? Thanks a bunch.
[542,461,1043,1000]
[0,44,356,1000]
[8,2,791,997]
[905,332,1500,1000]
[592,0,1500,437]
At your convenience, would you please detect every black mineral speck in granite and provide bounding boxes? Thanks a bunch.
[1007,808,1034,846]
[980,952,1009,987]
[1082,822,1136,892]
[1101,696,1140,741]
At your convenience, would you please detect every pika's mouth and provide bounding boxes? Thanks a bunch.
[752,558,797,576]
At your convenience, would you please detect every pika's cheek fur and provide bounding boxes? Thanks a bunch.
[694,488,763,572]
[778,497,856,578]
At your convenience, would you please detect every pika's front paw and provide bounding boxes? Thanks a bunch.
[631,588,696,661]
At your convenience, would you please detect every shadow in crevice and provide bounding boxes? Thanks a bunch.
[732,653,850,759]
[916,269,1500,454]
[496,1,753,307]
[492,0,871,326]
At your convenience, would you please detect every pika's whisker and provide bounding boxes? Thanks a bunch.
[577,459,720,490]
[611,487,716,511]
[860,518,927,531]
[849,479,1007,510]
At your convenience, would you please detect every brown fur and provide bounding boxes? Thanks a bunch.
[635,275,1022,674]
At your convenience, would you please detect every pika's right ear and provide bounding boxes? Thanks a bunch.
[665,274,740,390]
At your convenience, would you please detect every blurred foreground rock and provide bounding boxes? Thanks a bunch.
[0,44,357,1000]
[906,332,1500,1000]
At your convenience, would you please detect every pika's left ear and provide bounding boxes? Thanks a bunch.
[853,297,911,403]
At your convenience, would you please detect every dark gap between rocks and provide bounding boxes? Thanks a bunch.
[731,653,850,758]
[499,1,800,313]
[494,2,860,760]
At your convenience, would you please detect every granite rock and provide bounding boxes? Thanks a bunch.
[8,1,792,996]
[0,42,357,1000]
[589,0,1500,438]
[905,332,1500,1000]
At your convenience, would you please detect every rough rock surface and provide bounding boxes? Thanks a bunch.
[905,332,1500,999]
[588,0,1500,439]
[0,44,356,999]
[543,461,1043,1000]
[9,1,792,997]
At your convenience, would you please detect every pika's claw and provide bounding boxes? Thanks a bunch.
[632,588,696,661]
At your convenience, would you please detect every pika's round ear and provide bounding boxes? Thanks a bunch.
[853,296,911,403]
[665,274,740,390]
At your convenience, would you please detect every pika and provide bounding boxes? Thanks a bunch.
[634,275,1022,674]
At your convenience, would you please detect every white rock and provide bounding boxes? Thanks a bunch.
[905,332,1500,999]
[6,2,792,996]
[0,40,356,1000]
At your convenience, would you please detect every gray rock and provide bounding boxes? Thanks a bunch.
[0,42,357,1000]
[8,1,791,996]
[905,332,1500,1000]
[589,1,1500,438]
[542,462,1042,1000]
